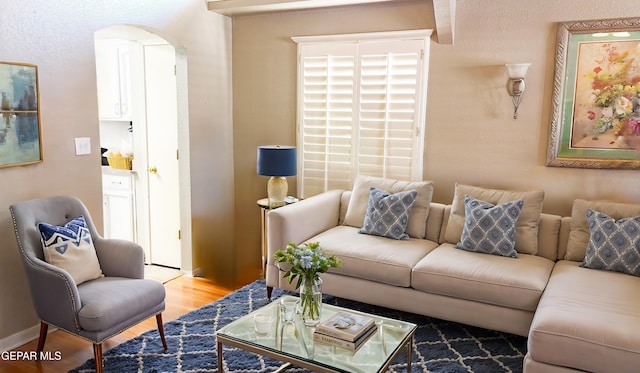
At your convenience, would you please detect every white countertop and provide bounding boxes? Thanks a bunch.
[101,166,136,175]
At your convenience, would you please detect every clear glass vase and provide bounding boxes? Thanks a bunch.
[300,276,322,326]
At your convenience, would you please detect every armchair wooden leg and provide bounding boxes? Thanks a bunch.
[93,343,103,373]
[36,322,48,357]
[156,313,168,351]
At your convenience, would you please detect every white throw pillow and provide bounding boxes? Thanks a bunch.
[344,175,434,239]
[38,215,104,285]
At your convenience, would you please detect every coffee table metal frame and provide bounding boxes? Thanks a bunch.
[216,295,416,373]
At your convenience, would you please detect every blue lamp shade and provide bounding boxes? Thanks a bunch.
[257,146,297,177]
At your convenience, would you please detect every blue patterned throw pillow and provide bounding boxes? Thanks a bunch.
[581,209,640,276]
[455,195,523,258]
[38,215,104,285]
[360,187,417,240]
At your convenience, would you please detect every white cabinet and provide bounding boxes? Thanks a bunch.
[102,172,136,241]
[95,39,132,120]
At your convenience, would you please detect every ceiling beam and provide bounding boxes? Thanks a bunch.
[432,0,455,44]
[207,0,456,45]
[207,0,399,16]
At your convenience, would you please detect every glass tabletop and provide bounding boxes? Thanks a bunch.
[216,295,417,373]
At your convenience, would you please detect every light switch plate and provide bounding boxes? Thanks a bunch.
[75,137,91,155]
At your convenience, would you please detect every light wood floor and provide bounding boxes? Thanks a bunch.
[0,276,233,373]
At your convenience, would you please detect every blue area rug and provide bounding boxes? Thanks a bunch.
[70,280,527,372]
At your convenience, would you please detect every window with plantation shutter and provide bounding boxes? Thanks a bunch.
[293,30,431,199]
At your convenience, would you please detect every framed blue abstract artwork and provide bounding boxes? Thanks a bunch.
[0,61,42,168]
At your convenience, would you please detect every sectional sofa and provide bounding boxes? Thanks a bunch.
[265,176,640,372]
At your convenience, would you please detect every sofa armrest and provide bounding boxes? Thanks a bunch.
[267,190,344,255]
[266,190,344,288]
[93,237,145,279]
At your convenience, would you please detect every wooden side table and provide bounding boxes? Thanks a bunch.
[257,197,299,278]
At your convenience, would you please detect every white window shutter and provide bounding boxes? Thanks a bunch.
[295,32,430,199]
[357,39,425,181]
[298,43,356,197]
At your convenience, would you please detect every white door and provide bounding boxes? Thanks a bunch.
[144,44,181,268]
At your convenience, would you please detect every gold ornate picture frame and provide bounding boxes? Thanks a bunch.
[546,17,640,169]
[0,62,42,168]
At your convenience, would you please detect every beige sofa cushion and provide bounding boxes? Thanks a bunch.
[565,199,640,261]
[444,183,544,255]
[307,225,438,287]
[536,213,562,262]
[411,243,554,311]
[528,260,640,372]
[343,176,434,239]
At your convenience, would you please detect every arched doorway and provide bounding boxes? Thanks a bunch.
[95,25,192,272]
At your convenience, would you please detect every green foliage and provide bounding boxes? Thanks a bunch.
[273,241,341,290]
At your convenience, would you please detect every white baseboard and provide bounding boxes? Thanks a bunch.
[183,267,203,278]
[0,323,45,353]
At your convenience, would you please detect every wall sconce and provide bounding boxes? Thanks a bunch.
[257,145,297,208]
[505,63,531,119]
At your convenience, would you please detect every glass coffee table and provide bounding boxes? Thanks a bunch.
[216,295,416,373]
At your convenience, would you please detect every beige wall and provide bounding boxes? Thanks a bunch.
[0,0,234,347]
[232,0,640,284]
[425,0,639,214]
[232,1,438,285]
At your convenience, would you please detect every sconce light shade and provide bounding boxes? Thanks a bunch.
[257,145,297,207]
[505,63,531,119]
[505,63,531,79]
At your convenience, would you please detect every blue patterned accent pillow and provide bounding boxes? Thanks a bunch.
[581,209,640,276]
[455,195,523,258]
[359,187,418,240]
[38,215,104,285]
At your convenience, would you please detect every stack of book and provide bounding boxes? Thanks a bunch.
[313,312,377,351]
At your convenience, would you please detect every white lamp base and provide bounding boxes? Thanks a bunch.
[267,176,288,208]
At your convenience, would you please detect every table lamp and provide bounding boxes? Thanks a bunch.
[257,145,297,208]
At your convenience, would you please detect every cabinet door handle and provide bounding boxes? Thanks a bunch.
[148,166,158,174]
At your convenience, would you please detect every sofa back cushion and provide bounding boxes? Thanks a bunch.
[343,176,434,239]
[338,190,351,226]
[566,199,640,261]
[340,191,446,243]
[444,183,544,255]
[340,189,561,260]
[426,203,447,244]
[535,213,562,261]
[557,216,572,260]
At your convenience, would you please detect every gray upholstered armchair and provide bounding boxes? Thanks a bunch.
[9,195,167,373]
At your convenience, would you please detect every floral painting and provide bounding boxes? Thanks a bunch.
[0,62,42,168]
[547,18,640,169]
[572,41,640,150]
